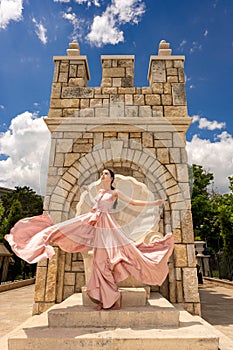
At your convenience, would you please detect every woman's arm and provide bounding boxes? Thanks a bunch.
[82,185,96,204]
[116,189,164,207]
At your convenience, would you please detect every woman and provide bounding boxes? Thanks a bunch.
[5,169,174,311]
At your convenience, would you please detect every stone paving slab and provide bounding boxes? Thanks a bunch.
[176,306,233,350]
[0,284,35,338]
[199,280,233,342]
[8,324,219,350]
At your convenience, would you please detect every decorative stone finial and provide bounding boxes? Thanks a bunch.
[66,40,80,56]
[158,40,172,56]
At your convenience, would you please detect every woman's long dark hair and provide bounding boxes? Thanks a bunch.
[106,168,115,190]
[105,168,117,208]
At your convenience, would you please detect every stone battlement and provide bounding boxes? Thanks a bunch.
[48,40,188,120]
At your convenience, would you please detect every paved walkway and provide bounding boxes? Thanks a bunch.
[0,284,35,338]
[199,280,233,341]
[0,280,233,346]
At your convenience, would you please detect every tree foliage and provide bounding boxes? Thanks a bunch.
[217,177,233,255]
[190,165,214,242]
[0,186,43,221]
[190,166,233,257]
[0,186,42,280]
[0,202,4,218]
[0,186,43,242]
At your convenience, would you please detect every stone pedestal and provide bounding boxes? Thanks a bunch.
[7,292,219,350]
[196,254,211,277]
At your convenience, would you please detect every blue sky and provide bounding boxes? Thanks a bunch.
[0,0,233,194]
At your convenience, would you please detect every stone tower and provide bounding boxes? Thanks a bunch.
[33,40,200,316]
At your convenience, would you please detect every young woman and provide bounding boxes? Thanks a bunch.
[5,169,174,311]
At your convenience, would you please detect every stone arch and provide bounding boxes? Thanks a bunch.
[48,139,188,239]
[48,144,187,302]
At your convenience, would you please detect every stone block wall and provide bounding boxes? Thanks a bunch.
[33,40,200,316]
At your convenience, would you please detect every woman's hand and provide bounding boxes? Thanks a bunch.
[82,185,89,192]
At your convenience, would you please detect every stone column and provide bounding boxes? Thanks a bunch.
[33,41,90,315]
[147,40,200,315]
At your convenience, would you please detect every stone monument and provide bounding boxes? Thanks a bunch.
[33,39,200,316]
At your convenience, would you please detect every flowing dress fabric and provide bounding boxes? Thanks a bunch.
[5,191,174,309]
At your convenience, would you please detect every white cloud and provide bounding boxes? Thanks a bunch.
[0,112,50,194]
[87,0,145,47]
[0,104,5,109]
[192,115,226,131]
[87,8,124,46]
[204,29,208,37]
[190,41,202,54]
[179,40,187,49]
[74,0,101,6]
[187,132,233,193]
[62,11,84,40]
[32,18,48,44]
[63,11,76,23]
[54,0,100,4]
[113,0,145,24]
[0,0,23,29]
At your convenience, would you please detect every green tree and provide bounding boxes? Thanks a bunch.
[0,202,5,242]
[5,199,23,233]
[217,177,233,255]
[0,202,4,217]
[190,167,232,279]
[190,165,214,241]
[203,193,223,253]
[0,187,43,241]
[1,186,43,220]
[1,199,23,244]
[2,200,24,279]
[0,187,43,280]
[228,176,233,192]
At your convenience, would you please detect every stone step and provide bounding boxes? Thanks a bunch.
[82,286,150,307]
[8,323,219,350]
[7,293,219,350]
[48,292,180,328]
[117,275,152,288]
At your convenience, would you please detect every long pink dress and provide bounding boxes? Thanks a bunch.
[5,190,174,309]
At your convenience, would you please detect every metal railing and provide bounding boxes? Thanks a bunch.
[209,253,233,281]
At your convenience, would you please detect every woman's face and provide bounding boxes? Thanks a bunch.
[100,169,112,183]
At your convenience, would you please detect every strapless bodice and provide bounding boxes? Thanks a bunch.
[92,191,115,213]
